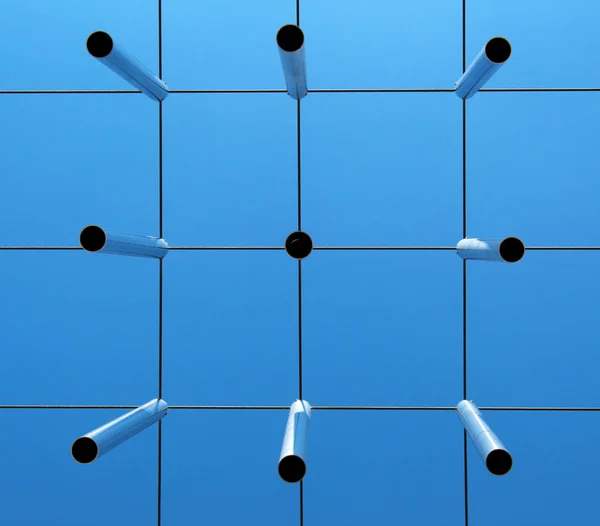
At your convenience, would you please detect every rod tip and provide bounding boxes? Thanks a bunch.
[499,237,525,263]
[485,37,511,64]
[278,454,306,483]
[72,437,99,464]
[285,231,313,259]
[277,25,304,52]
[486,449,512,475]
[80,225,107,252]
[87,31,114,58]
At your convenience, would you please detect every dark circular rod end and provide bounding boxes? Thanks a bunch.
[278,455,306,483]
[87,31,114,58]
[499,237,525,263]
[80,225,107,252]
[486,449,512,475]
[485,37,511,64]
[71,437,99,464]
[285,231,313,259]
[277,25,305,53]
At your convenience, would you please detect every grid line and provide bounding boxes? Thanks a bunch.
[461,1,469,524]
[5,246,600,251]
[298,261,303,400]
[158,2,164,525]
[296,3,304,519]
[2,87,600,94]
[1,405,599,411]
[463,429,469,526]
[297,100,302,230]
[158,419,163,526]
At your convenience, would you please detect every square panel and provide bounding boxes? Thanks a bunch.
[0,408,157,525]
[468,0,600,87]
[162,408,297,526]
[163,94,297,246]
[163,250,297,405]
[163,0,294,90]
[468,410,600,526]
[303,0,461,88]
[0,251,158,404]
[0,94,158,246]
[0,0,159,90]
[302,93,462,246]
[303,250,462,406]
[467,92,600,246]
[468,251,600,406]
[305,410,464,526]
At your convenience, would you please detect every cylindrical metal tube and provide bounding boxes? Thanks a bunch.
[277,25,307,100]
[86,31,168,101]
[457,400,512,475]
[455,37,511,99]
[79,225,168,259]
[278,399,311,483]
[71,398,168,464]
[456,237,525,263]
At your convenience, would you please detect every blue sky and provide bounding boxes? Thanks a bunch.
[1,0,600,525]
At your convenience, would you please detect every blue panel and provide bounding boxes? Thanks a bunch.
[0,251,157,404]
[468,92,600,246]
[0,95,157,246]
[162,0,295,90]
[468,251,600,406]
[305,410,464,526]
[162,409,297,526]
[0,0,158,90]
[303,0,461,88]
[468,0,600,87]
[163,94,297,246]
[163,250,297,405]
[303,250,462,406]
[469,411,600,526]
[0,409,157,525]
[302,93,462,246]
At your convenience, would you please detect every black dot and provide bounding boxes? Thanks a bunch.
[486,449,512,475]
[278,455,306,483]
[485,37,511,64]
[80,225,107,252]
[72,437,99,464]
[285,231,313,259]
[499,237,525,263]
[277,25,304,52]
[87,31,114,58]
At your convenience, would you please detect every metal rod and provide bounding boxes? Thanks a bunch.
[457,400,512,476]
[86,31,168,101]
[279,400,311,483]
[277,25,308,100]
[71,398,168,464]
[456,237,525,263]
[455,37,512,99]
[79,225,168,259]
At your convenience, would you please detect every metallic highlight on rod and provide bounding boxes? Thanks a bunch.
[79,225,168,259]
[456,237,525,263]
[276,25,307,100]
[455,37,512,99]
[86,31,168,101]
[71,398,168,464]
[278,399,311,483]
[457,400,512,476]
